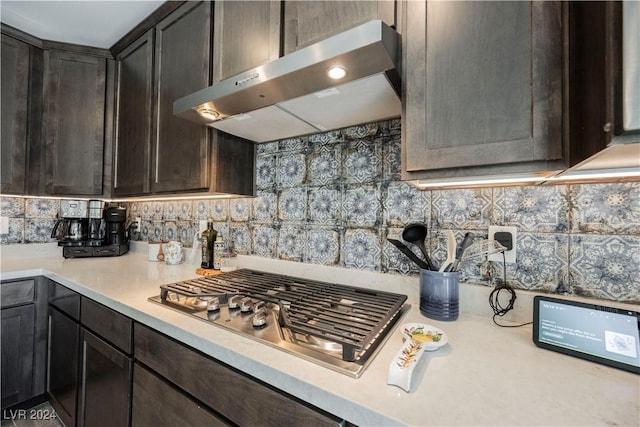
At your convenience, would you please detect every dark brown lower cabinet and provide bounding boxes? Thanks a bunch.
[77,329,132,427]
[1,304,35,408]
[132,364,230,427]
[134,324,344,427]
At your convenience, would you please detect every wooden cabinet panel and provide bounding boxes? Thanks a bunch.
[0,279,35,308]
[1,304,35,408]
[81,297,133,354]
[0,35,29,194]
[43,50,106,195]
[132,364,230,427]
[402,1,565,180]
[283,0,396,54]
[113,30,153,196]
[134,323,342,427]
[213,0,281,82]
[152,1,211,193]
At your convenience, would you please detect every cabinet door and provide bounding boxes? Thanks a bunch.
[48,307,79,427]
[132,364,230,427]
[43,50,106,195]
[113,30,154,197]
[0,35,29,194]
[402,1,564,180]
[1,304,35,408]
[78,329,132,427]
[213,0,281,82]
[152,1,211,193]
[283,0,396,54]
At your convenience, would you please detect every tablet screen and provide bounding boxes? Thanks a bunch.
[533,296,640,374]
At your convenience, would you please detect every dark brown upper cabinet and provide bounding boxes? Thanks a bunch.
[113,30,154,197]
[42,50,109,195]
[282,1,397,55]
[401,1,568,181]
[212,0,282,82]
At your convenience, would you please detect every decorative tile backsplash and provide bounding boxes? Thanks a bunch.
[1,119,638,304]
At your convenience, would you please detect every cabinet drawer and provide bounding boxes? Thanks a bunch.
[81,298,132,354]
[1,279,35,307]
[134,324,342,427]
[48,280,80,321]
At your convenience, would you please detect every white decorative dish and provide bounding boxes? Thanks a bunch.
[387,323,448,392]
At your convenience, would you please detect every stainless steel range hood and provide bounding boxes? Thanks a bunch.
[173,20,401,143]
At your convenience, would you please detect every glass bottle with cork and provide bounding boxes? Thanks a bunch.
[200,219,217,269]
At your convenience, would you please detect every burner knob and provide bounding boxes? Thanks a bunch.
[228,295,242,310]
[252,308,267,328]
[207,297,220,312]
[240,297,253,313]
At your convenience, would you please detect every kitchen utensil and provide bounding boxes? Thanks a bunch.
[402,323,448,352]
[148,242,162,262]
[156,243,165,261]
[387,239,431,270]
[460,239,507,261]
[402,223,435,270]
[439,230,457,272]
[450,232,475,272]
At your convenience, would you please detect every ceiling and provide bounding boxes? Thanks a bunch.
[0,1,165,49]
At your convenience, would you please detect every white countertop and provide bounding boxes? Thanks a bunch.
[1,243,639,426]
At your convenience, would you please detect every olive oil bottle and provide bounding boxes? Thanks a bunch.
[200,219,217,269]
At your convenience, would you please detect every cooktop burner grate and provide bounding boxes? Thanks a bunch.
[157,269,407,362]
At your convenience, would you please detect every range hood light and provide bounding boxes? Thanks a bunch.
[327,66,347,80]
[195,106,220,122]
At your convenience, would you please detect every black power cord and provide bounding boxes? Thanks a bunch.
[489,251,532,328]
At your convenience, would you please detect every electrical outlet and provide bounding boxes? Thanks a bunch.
[135,217,142,232]
[0,216,9,234]
[488,226,517,263]
[198,220,208,236]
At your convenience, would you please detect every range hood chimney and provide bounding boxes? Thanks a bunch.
[173,20,401,143]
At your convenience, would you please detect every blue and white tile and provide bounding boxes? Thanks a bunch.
[501,233,568,291]
[139,220,153,242]
[139,202,154,221]
[252,191,277,224]
[432,188,492,230]
[229,198,251,222]
[0,218,24,244]
[193,200,210,221]
[381,135,402,181]
[379,118,401,136]
[278,188,307,223]
[493,185,569,232]
[24,219,57,243]
[383,181,429,227]
[252,225,277,257]
[230,224,251,255]
[343,123,378,140]
[256,141,279,155]
[177,201,193,221]
[25,198,59,219]
[342,184,380,227]
[277,152,306,188]
[278,225,305,261]
[149,220,164,242]
[212,222,229,243]
[0,197,25,217]
[163,221,178,242]
[570,234,640,303]
[308,186,341,225]
[256,155,277,190]
[163,201,178,221]
[210,199,229,221]
[279,137,306,152]
[570,182,640,235]
[307,145,341,186]
[176,221,194,246]
[342,139,381,184]
[342,228,381,271]
[305,226,340,265]
[151,202,164,220]
[308,130,342,144]
[127,202,141,221]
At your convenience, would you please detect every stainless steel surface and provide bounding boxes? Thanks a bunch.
[623,1,640,130]
[174,20,401,143]
[149,269,409,378]
[60,200,88,219]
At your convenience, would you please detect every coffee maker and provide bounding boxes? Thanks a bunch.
[103,206,128,246]
[87,199,105,246]
[51,200,89,246]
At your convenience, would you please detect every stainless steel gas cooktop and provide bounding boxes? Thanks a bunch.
[149,269,409,378]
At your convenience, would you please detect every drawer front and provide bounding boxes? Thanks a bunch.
[81,298,132,354]
[134,324,342,427]
[48,280,80,321]
[1,279,35,307]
